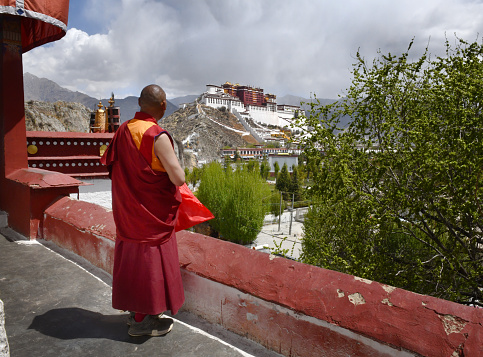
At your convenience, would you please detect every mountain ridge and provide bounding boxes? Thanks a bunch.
[22,74,348,167]
[23,73,342,118]
[23,73,178,122]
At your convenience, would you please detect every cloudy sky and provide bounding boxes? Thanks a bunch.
[23,0,483,100]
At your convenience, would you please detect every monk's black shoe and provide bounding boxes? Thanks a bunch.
[126,311,135,326]
[128,314,173,336]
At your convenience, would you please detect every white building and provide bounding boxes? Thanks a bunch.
[268,154,299,173]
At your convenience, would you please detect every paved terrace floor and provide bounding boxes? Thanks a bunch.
[0,231,283,357]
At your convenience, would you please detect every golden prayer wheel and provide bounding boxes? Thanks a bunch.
[93,101,106,133]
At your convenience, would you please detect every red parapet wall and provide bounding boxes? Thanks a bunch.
[177,232,483,357]
[42,197,116,274]
[41,197,483,357]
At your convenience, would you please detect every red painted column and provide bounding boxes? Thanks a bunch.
[0,14,82,238]
[0,15,27,173]
[0,14,30,232]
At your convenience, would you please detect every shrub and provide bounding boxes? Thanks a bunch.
[197,162,271,244]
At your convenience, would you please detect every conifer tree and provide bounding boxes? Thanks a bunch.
[276,163,291,199]
[260,160,270,180]
[273,161,280,180]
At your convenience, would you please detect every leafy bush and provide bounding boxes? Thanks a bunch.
[197,162,271,244]
[296,38,483,305]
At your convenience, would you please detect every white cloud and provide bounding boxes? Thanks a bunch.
[23,0,483,100]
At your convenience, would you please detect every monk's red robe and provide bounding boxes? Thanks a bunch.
[100,111,184,315]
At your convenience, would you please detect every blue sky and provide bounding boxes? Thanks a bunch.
[22,0,483,100]
[66,0,106,35]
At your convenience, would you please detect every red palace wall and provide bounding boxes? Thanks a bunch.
[41,197,483,357]
[221,83,267,107]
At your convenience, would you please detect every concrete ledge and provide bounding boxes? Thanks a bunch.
[2,169,81,239]
[176,231,483,357]
[42,197,115,274]
[181,270,413,356]
[40,197,483,357]
[0,299,10,357]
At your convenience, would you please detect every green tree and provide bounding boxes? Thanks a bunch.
[296,38,483,305]
[298,153,316,184]
[246,159,259,173]
[266,142,281,148]
[223,155,232,171]
[276,163,291,199]
[269,189,286,218]
[197,162,271,244]
[187,166,202,187]
[260,160,270,180]
[306,156,319,184]
[184,167,190,182]
[273,161,280,180]
[290,165,302,201]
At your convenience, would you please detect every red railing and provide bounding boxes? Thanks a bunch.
[26,131,114,177]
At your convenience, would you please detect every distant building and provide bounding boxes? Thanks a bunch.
[221,146,289,160]
[201,82,300,128]
[268,154,298,173]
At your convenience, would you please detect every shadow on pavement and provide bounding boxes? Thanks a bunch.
[27,307,153,344]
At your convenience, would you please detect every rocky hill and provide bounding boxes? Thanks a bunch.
[23,99,260,168]
[161,103,259,166]
[23,72,178,120]
[25,100,91,132]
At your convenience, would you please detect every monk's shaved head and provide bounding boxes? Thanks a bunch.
[139,84,166,107]
[138,84,167,120]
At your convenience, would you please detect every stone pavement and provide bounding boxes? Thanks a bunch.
[0,231,282,357]
[253,211,304,260]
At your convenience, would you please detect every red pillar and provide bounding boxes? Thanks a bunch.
[0,15,27,174]
[0,15,29,232]
[0,14,82,239]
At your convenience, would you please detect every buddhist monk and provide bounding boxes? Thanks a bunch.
[101,84,185,336]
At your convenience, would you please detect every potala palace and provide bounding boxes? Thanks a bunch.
[201,82,301,128]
